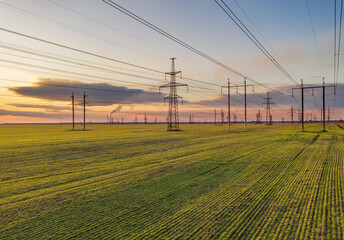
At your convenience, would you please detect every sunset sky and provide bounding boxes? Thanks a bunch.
[0,0,342,124]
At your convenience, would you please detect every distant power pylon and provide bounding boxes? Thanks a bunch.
[263,92,274,125]
[159,58,188,131]
[297,108,301,123]
[188,114,194,124]
[289,105,294,124]
[256,109,262,124]
[144,113,147,124]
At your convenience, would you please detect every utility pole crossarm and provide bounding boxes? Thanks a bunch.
[164,95,185,104]
[159,83,188,93]
[292,85,335,90]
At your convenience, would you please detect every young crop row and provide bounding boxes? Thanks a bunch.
[0,124,279,238]
[132,141,307,239]
[1,124,342,239]
[132,134,344,239]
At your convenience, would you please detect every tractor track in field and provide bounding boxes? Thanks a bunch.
[291,134,319,162]
[335,122,344,130]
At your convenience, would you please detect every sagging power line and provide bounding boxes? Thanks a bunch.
[101,0,292,96]
[214,0,298,85]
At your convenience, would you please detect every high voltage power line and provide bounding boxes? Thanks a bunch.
[214,0,298,85]
[101,0,292,96]
[0,2,304,98]
[0,46,224,97]
[99,0,310,117]
[0,39,223,92]
[0,58,220,95]
[0,53,313,119]
[232,0,299,80]
[0,1,228,91]
[305,0,324,76]
[213,0,324,113]
[0,59,161,89]
[0,43,222,93]
[0,27,163,74]
[0,1,335,122]
[333,0,343,112]
[335,0,343,86]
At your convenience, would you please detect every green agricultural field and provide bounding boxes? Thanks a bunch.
[0,123,343,239]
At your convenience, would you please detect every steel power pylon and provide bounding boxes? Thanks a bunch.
[263,92,274,125]
[256,109,262,124]
[288,105,294,124]
[159,58,188,131]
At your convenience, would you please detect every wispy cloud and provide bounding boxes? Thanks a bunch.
[0,109,69,118]
[8,78,163,106]
[6,103,70,112]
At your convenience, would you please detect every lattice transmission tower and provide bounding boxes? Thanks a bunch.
[263,92,274,125]
[159,58,188,131]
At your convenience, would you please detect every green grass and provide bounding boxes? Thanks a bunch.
[0,123,343,239]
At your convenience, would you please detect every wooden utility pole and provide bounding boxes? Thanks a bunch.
[301,80,304,131]
[322,78,326,131]
[71,92,75,130]
[222,77,253,132]
[83,91,87,131]
[221,78,231,131]
[293,78,335,132]
[244,78,247,131]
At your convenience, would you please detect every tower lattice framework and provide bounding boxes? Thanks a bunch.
[159,58,188,131]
